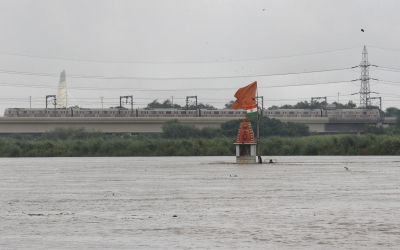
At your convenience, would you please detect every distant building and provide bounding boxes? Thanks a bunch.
[56,70,67,108]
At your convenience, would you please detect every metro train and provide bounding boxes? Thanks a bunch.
[4,107,380,119]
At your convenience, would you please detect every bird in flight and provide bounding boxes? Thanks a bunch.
[361,29,364,32]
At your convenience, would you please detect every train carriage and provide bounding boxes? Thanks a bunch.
[263,109,317,118]
[3,107,381,119]
[71,108,135,117]
[4,108,73,117]
[327,109,380,118]
[199,109,247,117]
[137,108,198,117]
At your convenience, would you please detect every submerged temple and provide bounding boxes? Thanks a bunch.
[233,118,257,164]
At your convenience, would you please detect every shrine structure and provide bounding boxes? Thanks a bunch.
[233,118,257,164]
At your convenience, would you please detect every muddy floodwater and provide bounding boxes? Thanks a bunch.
[1,156,400,249]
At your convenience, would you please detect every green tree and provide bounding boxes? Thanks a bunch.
[346,101,357,108]
[147,99,182,108]
[364,124,386,135]
[294,101,311,109]
[384,107,399,117]
[187,103,215,110]
[280,104,294,109]
[224,100,235,109]
[220,119,242,137]
[161,119,200,138]
[268,105,279,110]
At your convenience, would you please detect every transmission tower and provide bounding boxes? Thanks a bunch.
[359,46,371,108]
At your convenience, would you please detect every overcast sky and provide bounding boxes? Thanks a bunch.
[1,0,400,115]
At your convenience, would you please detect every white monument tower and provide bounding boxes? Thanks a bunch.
[56,70,67,108]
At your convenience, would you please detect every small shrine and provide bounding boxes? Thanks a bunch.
[233,118,257,164]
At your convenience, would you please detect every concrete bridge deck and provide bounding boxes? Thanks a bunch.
[0,116,395,135]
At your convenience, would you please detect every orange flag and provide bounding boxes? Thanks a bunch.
[230,81,257,110]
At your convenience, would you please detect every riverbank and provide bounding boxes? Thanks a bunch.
[1,133,400,157]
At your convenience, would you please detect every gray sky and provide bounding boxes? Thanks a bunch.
[1,0,400,114]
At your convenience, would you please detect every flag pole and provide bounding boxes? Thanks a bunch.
[256,88,261,164]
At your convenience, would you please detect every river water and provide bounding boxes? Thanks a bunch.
[0,156,399,249]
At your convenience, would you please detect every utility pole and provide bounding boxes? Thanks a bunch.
[101,97,103,108]
[337,92,340,104]
[255,96,264,115]
[186,96,197,110]
[120,95,133,117]
[29,96,32,108]
[359,46,371,108]
[171,96,174,108]
[46,95,57,117]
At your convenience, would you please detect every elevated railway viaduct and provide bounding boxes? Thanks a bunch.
[0,117,395,135]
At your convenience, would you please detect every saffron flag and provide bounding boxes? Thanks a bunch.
[231,81,257,110]
[246,103,258,117]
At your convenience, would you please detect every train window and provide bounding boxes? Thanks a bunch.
[221,111,225,114]
[102,111,107,114]
[151,111,157,114]
[181,111,186,114]
[228,111,234,114]
[39,111,42,114]
[303,112,308,114]
[189,111,194,114]
[160,111,163,114]
[275,112,280,114]
[363,112,367,115]
[174,111,178,114]
[88,111,92,114]
[214,111,219,114]
[23,111,27,114]
[235,111,241,114]
[53,111,58,114]
[166,111,171,114]
[289,112,294,114]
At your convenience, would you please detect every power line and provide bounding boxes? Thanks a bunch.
[368,46,400,53]
[0,67,353,81]
[376,66,400,73]
[0,79,353,92]
[0,46,362,64]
